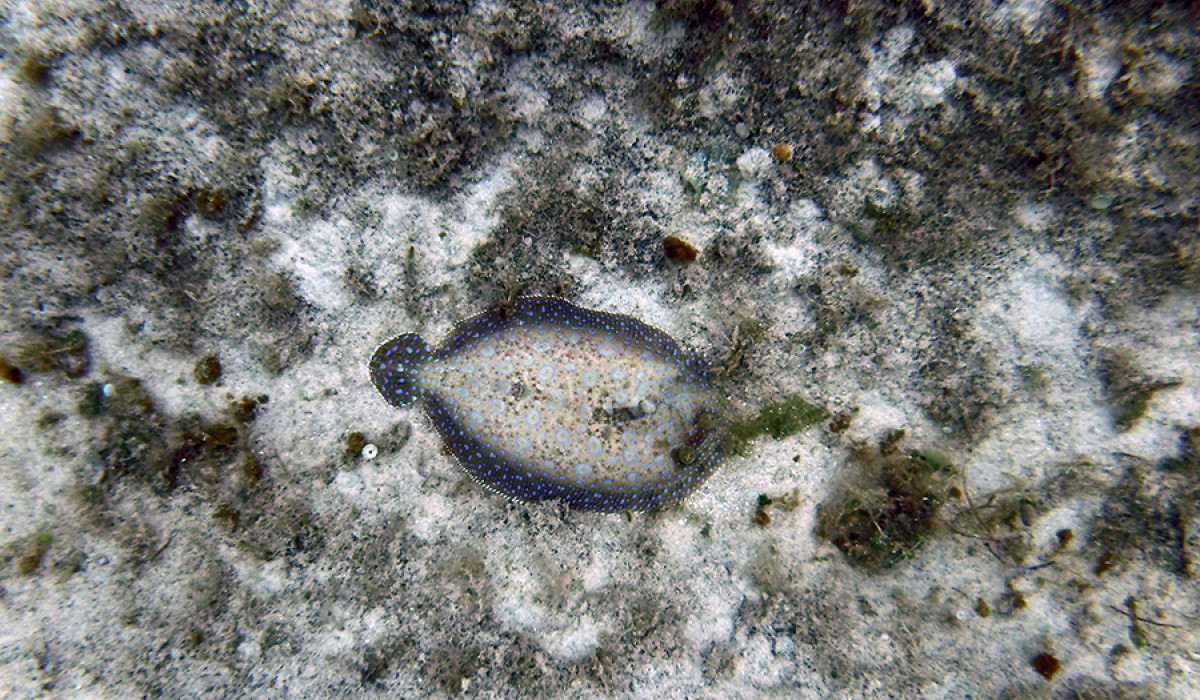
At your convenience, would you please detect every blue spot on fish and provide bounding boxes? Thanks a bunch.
[368,297,728,512]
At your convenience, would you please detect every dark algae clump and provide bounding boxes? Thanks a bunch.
[817,441,956,570]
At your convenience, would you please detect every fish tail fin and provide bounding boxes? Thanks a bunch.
[369,333,432,407]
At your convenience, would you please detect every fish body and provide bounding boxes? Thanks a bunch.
[369,297,727,512]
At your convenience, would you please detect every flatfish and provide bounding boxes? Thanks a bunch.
[369,297,727,512]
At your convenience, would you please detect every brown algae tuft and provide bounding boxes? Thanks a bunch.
[817,441,956,570]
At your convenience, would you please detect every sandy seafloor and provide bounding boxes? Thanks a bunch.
[1,1,1199,697]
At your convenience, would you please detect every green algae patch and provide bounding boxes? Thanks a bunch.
[1158,426,1200,477]
[1099,349,1182,431]
[724,395,828,455]
[12,328,90,378]
[193,354,222,385]
[12,106,79,159]
[1086,462,1198,578]
[13,531,53,576]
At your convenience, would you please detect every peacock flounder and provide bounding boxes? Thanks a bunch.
[369,297,728,512]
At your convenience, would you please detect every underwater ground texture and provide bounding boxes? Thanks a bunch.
[1,1,1199,697]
